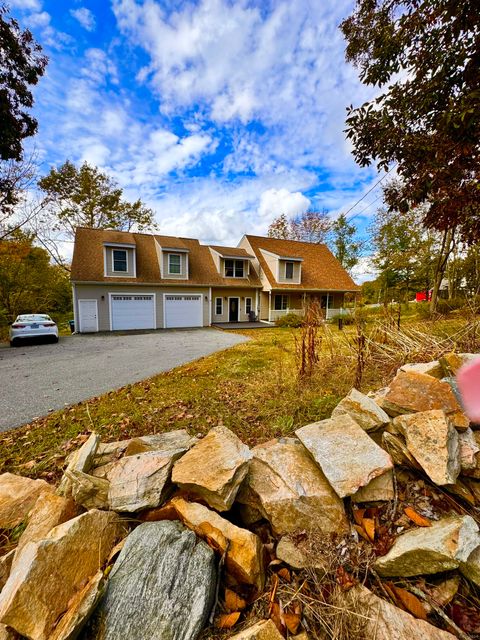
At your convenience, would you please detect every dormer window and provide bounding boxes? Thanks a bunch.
[285,262,294,279]
[168,254,181,275]
[112,249,128,272]
[225,259,244,278]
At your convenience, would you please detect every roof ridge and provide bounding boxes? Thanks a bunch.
[245,234,327,248]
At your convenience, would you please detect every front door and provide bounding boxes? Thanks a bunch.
[229,298,239,322]
[78,299,98,333]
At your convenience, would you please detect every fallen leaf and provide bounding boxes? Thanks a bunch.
[353,508,366,527]
[225,589,247,611]
[278,567,291,582]
[391,586,428,620]
[353,524,370,542]
[216,612,241,629]
[362,517,375,541]
[404,506,432,527]
[284,611,301,634]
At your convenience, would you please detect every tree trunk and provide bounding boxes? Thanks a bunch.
[430,228,454,313]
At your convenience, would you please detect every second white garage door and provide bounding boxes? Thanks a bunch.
[111,295,155,330]
[164,294,203,328]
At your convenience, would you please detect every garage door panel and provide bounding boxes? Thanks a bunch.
[111,295,155,330]
[165,294,202,328]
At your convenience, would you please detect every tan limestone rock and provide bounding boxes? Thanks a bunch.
[440,352,479,376]
[381,370,465,429]
[349,585,456,639]
[0,551,15,591]
[13,493,79,563]
[0,474,53,529]
[108,448,185,512]
[171,497,264,592]
[66,470,110,509]
[375,515,480,577]
[172,426,252,511]
[461,431,480,479]
[228,620,283,640]
[296,415,393,498]
[49,571,104,640]
[399,361,444,378]
[57,432,100,497]
[331,388,390,431]
[275,537,324,570]
[351,470,394,502]
[381,432,423,470]
[236,437,348,536]
[392,410,460,485]
[124,429,197,457]
[0,509,125,640]
[458,428,480,471]
[93,439,131,467]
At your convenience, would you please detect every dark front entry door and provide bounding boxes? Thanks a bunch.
[229,298,239,322]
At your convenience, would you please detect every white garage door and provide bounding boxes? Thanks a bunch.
[111,295,155,330]
[164,294,203,328]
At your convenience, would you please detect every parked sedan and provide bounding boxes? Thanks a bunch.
[10,314,59,346]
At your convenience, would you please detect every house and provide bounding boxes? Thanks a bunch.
[70,227,358,332]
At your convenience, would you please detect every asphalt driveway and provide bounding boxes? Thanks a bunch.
[0,329,248,432]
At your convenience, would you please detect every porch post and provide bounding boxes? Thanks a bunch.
[268,291,272,323]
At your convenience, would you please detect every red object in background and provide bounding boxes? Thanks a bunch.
[416,291,432,302]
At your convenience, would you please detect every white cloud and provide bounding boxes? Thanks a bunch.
[70,7,96,32]
[258,188,310,220]
[7,0,42,10]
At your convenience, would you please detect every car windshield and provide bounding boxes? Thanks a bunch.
[16,314,52,322]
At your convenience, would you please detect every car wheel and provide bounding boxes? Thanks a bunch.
[10,339,18,347]
[53,336,59,343]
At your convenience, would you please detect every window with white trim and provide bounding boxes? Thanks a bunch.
[112,249,128,272]
[285,262,294,279]
[215,298,223,315]
[245,297,252,314]
[274,294,288,310]
[224,259,244,278]
[168,253,181,275]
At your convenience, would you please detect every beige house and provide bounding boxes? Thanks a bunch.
[71,227,358,332]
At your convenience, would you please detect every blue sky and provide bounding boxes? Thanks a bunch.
[9,0,382,278]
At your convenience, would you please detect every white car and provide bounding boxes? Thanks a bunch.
[10,314,59,347]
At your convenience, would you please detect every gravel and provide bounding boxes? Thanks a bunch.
[0,329,248,432]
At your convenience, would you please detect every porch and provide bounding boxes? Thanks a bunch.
[264,291,352,322]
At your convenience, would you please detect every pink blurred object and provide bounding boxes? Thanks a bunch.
[457,357,480,423]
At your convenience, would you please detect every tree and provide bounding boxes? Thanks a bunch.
[37,161,156,266]
[0,232,71,326]
[0,5,47,217]
[329,213,361,272]
[267,210,331,243]
[341,0,480,243]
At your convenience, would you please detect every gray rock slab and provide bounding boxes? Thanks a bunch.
[90,521,216,640]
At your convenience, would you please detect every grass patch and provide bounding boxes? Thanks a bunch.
[0,313,475,483]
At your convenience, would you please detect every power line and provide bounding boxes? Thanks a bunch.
[340,163,397,222]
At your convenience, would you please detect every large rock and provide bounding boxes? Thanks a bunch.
[228,620,284,640]
[0,473,53,529]
[66,470,110,509]
[351,470,394,503]
[13,493,79,563]
[108,448,185,512]
[380,370,467,429]
[0,510,125,640]
[440,352,478,376]
[461,430,480,479]
[296,415,393,498]
[331,388,390,431]
[375,515,480,577]
[171,497,264,592]
[57,432,100,497]
[349,585,456,639]
[124,429,197,456]
[461,545,480,586]
[0,552,14,591]
[50,571,104,640]
[90,521,216,640]
[399,361,444,378]
[172,426,252,511]
[391,410,460,485]
[236,437,348,536]
[458,428,480,471]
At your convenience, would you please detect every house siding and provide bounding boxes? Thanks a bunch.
[211,287,258,323]
[74,284,210,330]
